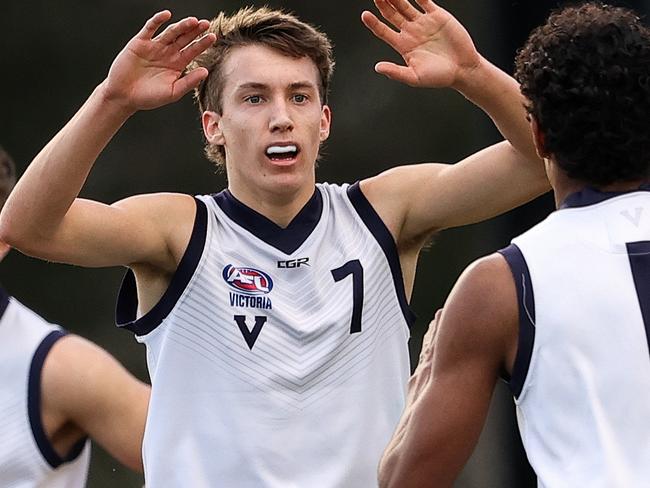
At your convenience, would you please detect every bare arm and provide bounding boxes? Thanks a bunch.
[361,0,548,245]
[0,12,215,270]
[362,141,548,245]
[41,335,150,471]
[378,254,518,487]
[362,0,539,162]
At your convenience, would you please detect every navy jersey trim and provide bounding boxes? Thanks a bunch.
[561,183,650,209]
[0,286,9,320]
[116,197,208,336]
[347,182,416,328]
[212,188,323,255]
[28,330,87,468]
[627,241,650,355]
[499,244,536,399]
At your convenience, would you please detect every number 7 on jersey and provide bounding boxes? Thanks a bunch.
[331,260,364,334]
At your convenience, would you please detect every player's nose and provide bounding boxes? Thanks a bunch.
[268,100,294,132]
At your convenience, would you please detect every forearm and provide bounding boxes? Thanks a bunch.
[379,410,412,488]
[379,371,428,487]
[0,82,132,245]
[454,57,540,163]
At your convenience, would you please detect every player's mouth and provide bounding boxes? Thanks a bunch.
[265,144,300,165]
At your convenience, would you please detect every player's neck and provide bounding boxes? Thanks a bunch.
[227,182,317,229]
[553,174,648,209]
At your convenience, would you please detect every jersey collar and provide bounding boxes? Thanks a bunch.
[561,184,650,209]
[213,188,323,255]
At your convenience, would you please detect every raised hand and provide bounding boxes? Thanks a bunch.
[103,11,216,112]
[362,0,481,89]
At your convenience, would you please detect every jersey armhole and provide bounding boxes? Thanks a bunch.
[116,197,208,336]
[28,330,88,468]
[498,244,536,399]
[347,182,417,328]
[0,287,9,319]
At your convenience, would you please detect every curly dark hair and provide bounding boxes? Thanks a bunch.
[515,2,650,186]
[0,145,16,210]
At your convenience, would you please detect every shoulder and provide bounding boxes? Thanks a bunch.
[114,192,203,269]
[452,253,515,312]
[41,335,122,397]
[437,253,518,365]
[359,164,445,211]
[40,334,146,419]
[360,164,448,243]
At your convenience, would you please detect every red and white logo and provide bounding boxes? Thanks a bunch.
[222,265,274,296]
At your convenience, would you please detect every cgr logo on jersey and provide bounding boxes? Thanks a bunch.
[223,265,273,310]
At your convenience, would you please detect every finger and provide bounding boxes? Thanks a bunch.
[361,11,401,52]
[155,17,199,45]
[375,62,419,86]
[173,19,211,50]
[434,308,443,322]
[136,10,172,40]
[374,0,406,30]
[179,32,217,65]
[423,313,440,344]
[415,0,438,14]
[171,67,209,101]
[386,0,421,21]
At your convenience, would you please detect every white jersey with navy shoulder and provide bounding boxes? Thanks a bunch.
[499,186,650,488]
[117,182,414,487]
[0,288,90,488]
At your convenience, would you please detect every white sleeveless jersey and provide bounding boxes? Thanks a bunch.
[0,288,90,488]
[117,182,414,487]
[499,186,650,488]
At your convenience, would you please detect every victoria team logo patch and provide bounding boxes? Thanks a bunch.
[223,265,274,296]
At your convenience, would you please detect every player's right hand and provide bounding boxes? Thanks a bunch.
[102,11,216,113]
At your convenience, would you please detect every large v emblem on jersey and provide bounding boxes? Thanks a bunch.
[234,315,268,350]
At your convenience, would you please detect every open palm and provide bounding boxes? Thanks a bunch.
[362,0,480,88]
[104,11,216,112]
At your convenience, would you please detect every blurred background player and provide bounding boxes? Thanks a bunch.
[0,2,548,486]
[0,146,150,486]
[378,3,650,487]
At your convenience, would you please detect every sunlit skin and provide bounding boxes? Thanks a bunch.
[202,45,331,225]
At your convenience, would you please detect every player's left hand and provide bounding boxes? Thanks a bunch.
[362,0,481,89]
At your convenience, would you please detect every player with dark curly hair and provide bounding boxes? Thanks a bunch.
[516,2,650,187]
[378,3,650,487]
[0,1,550,485]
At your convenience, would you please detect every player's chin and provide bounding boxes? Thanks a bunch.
[263,168,312,192]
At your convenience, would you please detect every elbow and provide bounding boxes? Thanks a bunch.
[0,213,33,252]
[0,207,52,256]
[0,212,19,248]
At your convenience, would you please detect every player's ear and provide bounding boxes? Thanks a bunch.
[530,116,549,160]
[202,110,225,146]
[319,104,331,142]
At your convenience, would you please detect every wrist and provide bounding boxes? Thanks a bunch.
[95,80,138,119]
[453,57,522,108]
[452,55,491,96]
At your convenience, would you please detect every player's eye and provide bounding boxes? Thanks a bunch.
[245,95,263,104]
[292,94,308,104]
